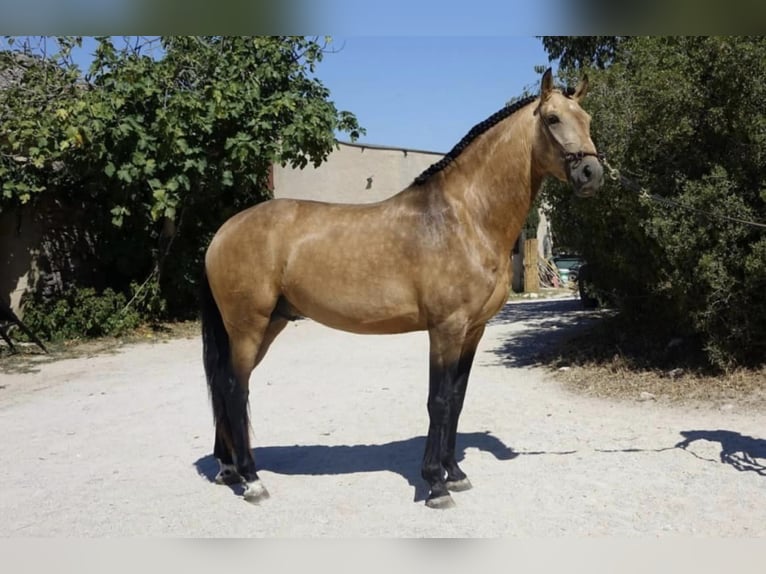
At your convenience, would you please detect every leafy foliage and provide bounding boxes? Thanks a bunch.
[21,286,142,341]
[1,36,363,327]
[539,36,624,70]
[542,36,766,369]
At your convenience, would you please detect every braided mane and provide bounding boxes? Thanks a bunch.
[413,94,538,186]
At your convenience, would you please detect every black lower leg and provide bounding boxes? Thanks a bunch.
[213,425,244,485]
[443,377,470,482]
[224,382,259,483]
[214,424,233,465]
[442,342,480,485]
[422,368,453,504]
[443,426,468,484]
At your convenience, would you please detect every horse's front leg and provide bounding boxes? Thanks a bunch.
[422,324,466,509]
[443,324,486,492]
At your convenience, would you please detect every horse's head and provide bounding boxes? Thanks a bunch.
[534,68,603,198]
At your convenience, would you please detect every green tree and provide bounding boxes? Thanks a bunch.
[539,36,624,69]
[541,36,766,369]
[1,36,363,323]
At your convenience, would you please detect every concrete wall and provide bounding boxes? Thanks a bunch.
[273,141,444,204]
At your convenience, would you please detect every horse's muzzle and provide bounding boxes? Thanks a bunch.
[569,155,604,198]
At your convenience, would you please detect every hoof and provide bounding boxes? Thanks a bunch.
[445,478,473,492]
[214,467,243,486]
[425,493,456,509]
[243,480,270,504]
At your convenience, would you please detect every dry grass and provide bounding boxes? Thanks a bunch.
[540,315,766,410]
[555,360,766,410]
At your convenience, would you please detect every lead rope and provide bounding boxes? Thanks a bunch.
[600,158,766,231]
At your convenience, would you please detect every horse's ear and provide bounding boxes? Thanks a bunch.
[540,68,554,101]
[573,74,589,102]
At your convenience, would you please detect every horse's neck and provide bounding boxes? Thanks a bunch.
[441,108,542,252]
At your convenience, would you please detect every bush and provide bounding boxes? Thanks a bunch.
[543,37,766,370]
[21,286,142,341]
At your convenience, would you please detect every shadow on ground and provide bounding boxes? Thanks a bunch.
[194,427,765,505]
[675,429,766,476]
[489,299,606,368]
[595,429,766,476]
[195,431,522,502]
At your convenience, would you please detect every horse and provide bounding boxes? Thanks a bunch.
[200,68,604,508]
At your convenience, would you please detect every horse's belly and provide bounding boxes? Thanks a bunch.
[283,280,425,335]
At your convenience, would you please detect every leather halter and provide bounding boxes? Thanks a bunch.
[536,100,604,166]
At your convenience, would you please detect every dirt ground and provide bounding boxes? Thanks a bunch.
[1,296,764,537]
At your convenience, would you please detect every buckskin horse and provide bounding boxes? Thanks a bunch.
[200,68,603,508]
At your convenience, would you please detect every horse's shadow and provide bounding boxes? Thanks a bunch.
[675,429,766,476]
[194,430,517,502]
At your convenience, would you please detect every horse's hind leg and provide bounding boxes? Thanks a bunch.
[224,316,289,502]
[213,423,239,485]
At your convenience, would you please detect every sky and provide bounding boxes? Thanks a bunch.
[69,36,554,154]
[314,37,553,152]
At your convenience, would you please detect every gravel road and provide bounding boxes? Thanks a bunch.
[1,297,764,537]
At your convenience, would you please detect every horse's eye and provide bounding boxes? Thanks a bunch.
[547,115,560,125]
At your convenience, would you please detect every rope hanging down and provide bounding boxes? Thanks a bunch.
[601,158,766,230]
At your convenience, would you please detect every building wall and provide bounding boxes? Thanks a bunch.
[273,141,444,204]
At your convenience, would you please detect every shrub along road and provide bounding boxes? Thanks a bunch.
[1,297,764,536]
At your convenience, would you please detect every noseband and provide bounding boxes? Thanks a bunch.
[563,150,605,165]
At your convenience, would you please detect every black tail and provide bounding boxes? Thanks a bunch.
[200,270,249,461]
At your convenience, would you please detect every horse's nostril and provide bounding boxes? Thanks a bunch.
[582,164,592,179]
